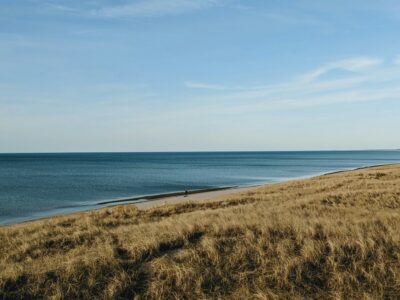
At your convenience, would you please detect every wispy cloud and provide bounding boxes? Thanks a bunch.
[205,86,400,115]
[395,55,400,65]
[231,4,323,27]
[180,56,400,115]
[44,2,77,12]
[93,0,225,18]
[300,57,383,82]
[185,81,227,90]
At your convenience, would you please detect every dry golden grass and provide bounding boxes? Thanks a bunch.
[1,165,400,299]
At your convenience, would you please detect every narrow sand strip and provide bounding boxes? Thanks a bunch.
[134,186,257,210]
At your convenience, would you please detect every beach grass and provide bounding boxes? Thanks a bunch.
[1,165,400,299]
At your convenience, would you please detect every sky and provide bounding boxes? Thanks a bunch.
[1,0,400,152]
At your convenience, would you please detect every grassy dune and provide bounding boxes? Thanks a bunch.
[1,165,400,299]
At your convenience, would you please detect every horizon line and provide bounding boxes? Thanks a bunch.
[0,148,398,155]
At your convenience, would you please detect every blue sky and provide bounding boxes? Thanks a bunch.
[1,0,400,152]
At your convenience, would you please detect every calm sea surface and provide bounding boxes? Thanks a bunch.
[1,151,399,224]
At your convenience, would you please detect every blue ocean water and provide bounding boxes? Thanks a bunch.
[0,151,399,225]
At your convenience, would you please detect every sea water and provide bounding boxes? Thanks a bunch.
[1,151,400,224]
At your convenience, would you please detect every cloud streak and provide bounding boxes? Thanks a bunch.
[185,81,227,90]
[93,0,224,18]
[300,57,383,82]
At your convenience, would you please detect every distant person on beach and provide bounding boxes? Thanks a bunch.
[184,190,188,197]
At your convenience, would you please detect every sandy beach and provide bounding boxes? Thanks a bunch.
[133,186,257,209]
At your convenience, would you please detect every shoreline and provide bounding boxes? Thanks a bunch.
[133,163,400,210]
[1,163,399,226]
[133,185,258,210]
[97,186,238,205]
